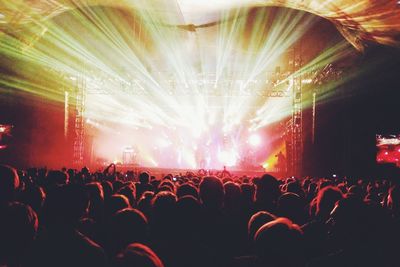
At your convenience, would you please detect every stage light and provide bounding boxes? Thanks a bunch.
[302,78,313,84]
[218,150,227,164]
[158,138,171,148]
[262,162,269,169]
[0,126,5,133]
[0,4,354,170]
[249,134,261,147]
[218,150,237,167]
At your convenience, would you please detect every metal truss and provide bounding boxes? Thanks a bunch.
[72,73,86,166]
[290,47,303,177]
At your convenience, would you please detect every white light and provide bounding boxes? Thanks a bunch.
[158,138,171,148]
[249,134,261,146]
[218,150,237,166]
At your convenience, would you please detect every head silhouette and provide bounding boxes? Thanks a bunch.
[248,211,277,240]
[114,243,164,267]
[277,192,307,225]
[151,191,177,214]
[254,217,303,266]
[241,183,255,204]
[139,172,150,184]
[105,194,131,217]
[0,202,38,265]
[315,186,343,220]
[108,208,149,255]
[86,182,105,221]
[0,165,20,204]
[224,182,242,212]
[177,183,199,199]
[42,184,88,227]
[199,176,225,210]
[151,191,177,233]
[20,185,46,213]
[255,174,280,211]
[46,170,69,187]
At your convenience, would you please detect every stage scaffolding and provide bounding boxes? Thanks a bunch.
[288,45,304,177]
[68,54,340,170]
[72,73,86,166]
[284,58,344,177]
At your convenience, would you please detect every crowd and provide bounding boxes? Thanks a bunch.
[0,163,399,267]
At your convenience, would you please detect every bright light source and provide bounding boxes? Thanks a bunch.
[0,126,5,133]
[0,5,348,169]
[158,138,171,148]
[249,134,261,147]
[262,162,269,169]
[218,150,237,167]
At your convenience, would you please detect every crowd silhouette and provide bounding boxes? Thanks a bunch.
[0,163,399,267]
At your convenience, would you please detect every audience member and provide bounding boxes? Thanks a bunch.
[0,164,397,267]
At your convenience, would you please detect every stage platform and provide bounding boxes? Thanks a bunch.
[101,164,284,179]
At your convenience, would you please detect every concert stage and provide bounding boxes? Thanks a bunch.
[105,164,284,179]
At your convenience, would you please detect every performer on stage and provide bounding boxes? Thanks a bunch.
[221,165,231,178]
[275,151,286,173]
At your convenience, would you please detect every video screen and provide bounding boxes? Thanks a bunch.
[0,124,13,150]
[376,134,400,167]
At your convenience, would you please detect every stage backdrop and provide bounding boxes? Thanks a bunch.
[1,0,399,51]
